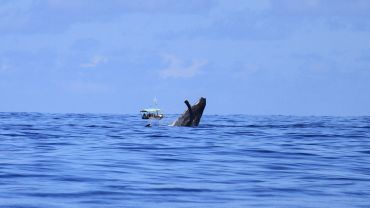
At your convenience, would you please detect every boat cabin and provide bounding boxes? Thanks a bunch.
[140,108,164,120]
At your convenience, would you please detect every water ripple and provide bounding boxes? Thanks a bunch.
[0,113,370,207]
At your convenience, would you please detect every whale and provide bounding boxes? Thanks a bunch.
[171,97,206,127]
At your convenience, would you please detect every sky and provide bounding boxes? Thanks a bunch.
[0,0,370,116]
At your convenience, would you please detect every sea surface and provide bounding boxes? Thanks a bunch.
[0,113,370,208]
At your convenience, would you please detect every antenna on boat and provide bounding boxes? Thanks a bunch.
[153,96,158,107]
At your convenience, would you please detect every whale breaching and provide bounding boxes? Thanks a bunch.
[172,97,206,127]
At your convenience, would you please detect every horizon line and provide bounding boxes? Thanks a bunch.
[0,111,369,117]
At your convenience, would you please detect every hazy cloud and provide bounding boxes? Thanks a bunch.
[160,54,207,79]
[80,55,107,68]
[70,38,100,51]
[173,0,370,41]
[0,0,215,34]
[62,80,113,94]
[0,61,11,73]
[0,49,58,74]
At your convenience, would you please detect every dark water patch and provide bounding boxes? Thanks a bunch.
[0,173,53,179]
[147,134,169,138]
[156,158,194,163]
[0,133,26,137]
[24,190,124,198]
[1,205,42,208]
[145,187,215,193]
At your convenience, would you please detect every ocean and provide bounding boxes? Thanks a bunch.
[0,113,369,208]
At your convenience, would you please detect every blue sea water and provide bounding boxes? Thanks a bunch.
[0,113,370,208]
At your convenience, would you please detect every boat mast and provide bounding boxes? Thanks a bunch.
[153,97,158,115]
[153,96,158,108]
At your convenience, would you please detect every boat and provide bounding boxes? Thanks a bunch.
[140,97,164,120]
[140,108,164,120]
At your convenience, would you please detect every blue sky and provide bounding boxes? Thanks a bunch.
[1,0,370,115]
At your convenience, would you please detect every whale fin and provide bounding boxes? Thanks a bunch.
[172,97,206,127]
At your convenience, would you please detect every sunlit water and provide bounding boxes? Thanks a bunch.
[1,113,370,208]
